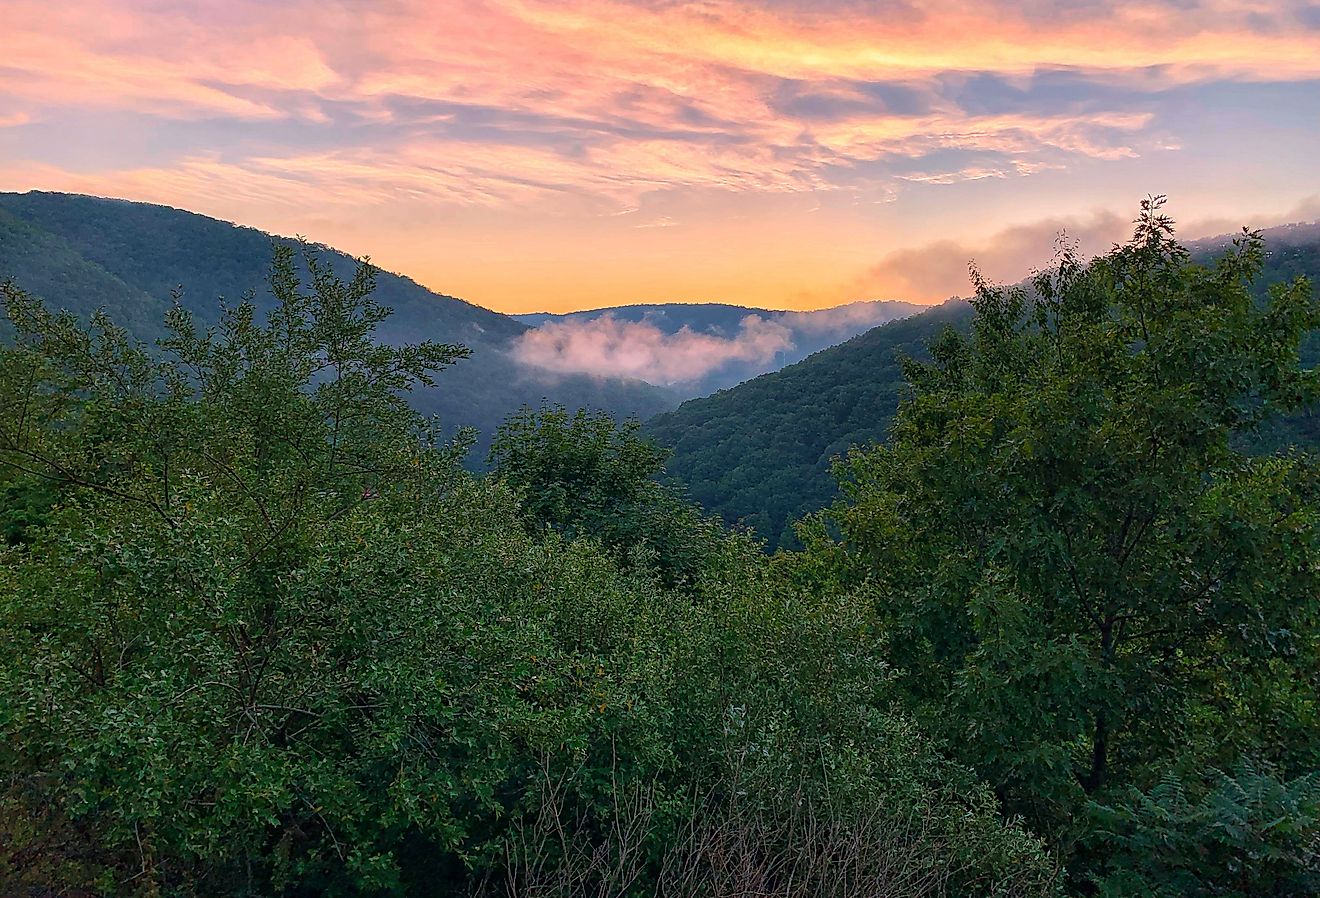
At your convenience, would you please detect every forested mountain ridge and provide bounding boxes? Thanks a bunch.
[649,221,1320,548]
[646,299,972,547]
[0,191,677,457]
[516,301,788,330]
[516,299,918,336]
[0,192,524,344]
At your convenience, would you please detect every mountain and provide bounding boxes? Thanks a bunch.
[512,300,920,398]
[0,192,678,460]
[516,302,775,331]
[645,300,972,548]
[647,222,1320,549]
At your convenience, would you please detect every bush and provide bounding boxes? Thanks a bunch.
[1088,762,1320,897]
[0,248,1054,896]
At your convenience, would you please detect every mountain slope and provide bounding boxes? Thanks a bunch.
[0,204,166,337]
[0,192,677,458]
[648,222,1320,548]
[514,299,920,398]
[645,300,972,547]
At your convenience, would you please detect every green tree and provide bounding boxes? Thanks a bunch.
[1,245,1055,897]
[489,405,724,586]
[829,199,1320,884]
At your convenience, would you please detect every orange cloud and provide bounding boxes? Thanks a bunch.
[2,0,1318,312]
[857,210,1133,300]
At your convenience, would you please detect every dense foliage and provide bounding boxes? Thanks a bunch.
[489,406,724,587]
[0,248,1052,896]
[0,191,676,460]
[826,199,1320,893]
[651,222,1320,548]
[3,200,1318,897]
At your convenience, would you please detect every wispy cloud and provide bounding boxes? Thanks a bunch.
[781,300,917,334]
[1,0,1317,311]
[4,0,1315,206]
[856,199,1320,302]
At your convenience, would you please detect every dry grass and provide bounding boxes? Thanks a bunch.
[476,750,1054,898]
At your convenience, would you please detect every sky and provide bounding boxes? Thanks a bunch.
[2,0,1319,314]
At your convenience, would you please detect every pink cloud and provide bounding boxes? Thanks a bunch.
[859,210,1132,300]
[1182,195,1320,241]
[4,0,1318,205]
[1,1,338,120]
[858,198,1320,303]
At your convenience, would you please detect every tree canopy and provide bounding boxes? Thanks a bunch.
[0,244,1052,897]
[828,198,1320,893]
[650,221,1320,549]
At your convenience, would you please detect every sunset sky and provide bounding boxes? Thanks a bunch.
[2,0,1318,313]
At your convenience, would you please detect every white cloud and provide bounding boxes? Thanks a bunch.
[512,313,795,384]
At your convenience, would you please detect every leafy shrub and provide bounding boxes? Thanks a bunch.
[1088,762,1320,897]
[0,247,1053,896]
[825,200,1320,885]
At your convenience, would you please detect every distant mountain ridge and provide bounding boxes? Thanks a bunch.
[513,299,922,397]
[0,191,678,461]
[647,221,1320,549]
[10,192,1311,541]
[515,302,782,331]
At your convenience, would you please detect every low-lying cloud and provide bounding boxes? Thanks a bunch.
[512,313,795,385]
[511,300,917,386]
[1182,195,1320,243]
[781,299,918,334]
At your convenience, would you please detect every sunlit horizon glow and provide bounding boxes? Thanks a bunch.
[2,0,1318,313]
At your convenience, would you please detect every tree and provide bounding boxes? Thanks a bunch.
[0,246,498,894]
[830,199,1320,884]
[1,245,1055,896]
[489,405,724,587]
[0,243,469,542]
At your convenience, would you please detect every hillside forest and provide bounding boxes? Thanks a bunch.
[648,221,1320,549]
[0,192,677,462]
[2,199,1320,896]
